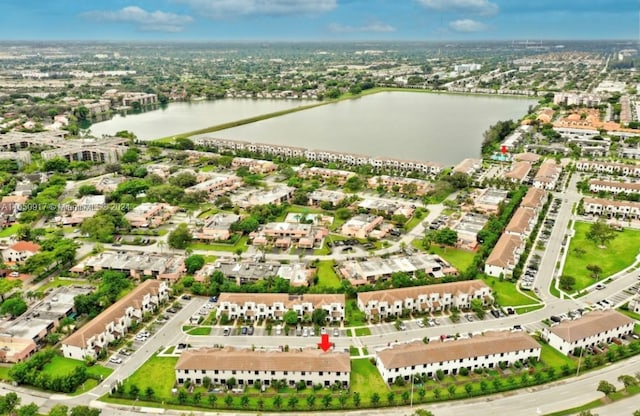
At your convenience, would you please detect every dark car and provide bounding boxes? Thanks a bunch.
[241,326,248,335]
[181,294,192,300]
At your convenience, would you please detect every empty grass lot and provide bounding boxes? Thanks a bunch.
[482,276,540,307]
[0,224,19,237]
[346,299,367,327]
[123,355,178,401]
[427,245,476,272]
[350,358,389,400]
[316,260,341,289]
[563,222,640,292]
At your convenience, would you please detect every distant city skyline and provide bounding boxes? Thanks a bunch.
[2,0,639,41]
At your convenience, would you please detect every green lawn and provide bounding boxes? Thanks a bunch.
[563,222,640,292]
[515,304,544,314]
[36,276,93,295]
[188,235,248,253]
[427,245,476,272]
[346,299,367,327]
[482,276,540,307]
[123,355,178,401]
[0,224,20,237]
[187,326,212,336]
[349,346,360,357]
[540,343,575,369]
[316,260,341,289]
[350,358,388,399]
[354,327,372,336]
[41,356,112,393]
[0,366,12,381]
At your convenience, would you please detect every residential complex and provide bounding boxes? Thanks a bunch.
[338,254,457,285]
[484,233,524,278]
[249,222,328,249]
[588,179,640,195]
[192,213,240,241]
[356,280,493,321]
[124,202,177,228]
[542,310,635,356]
[195,258,312,286]
[217,293,345,322]
[299,167,355,185]
[62,280,169,360]
[575,160,640,177]
[582,197,640,218]
[70,251,185,280]
[376,331,540,383]
[176,348,350,388]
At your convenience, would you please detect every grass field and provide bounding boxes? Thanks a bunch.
[427,245,476,272]
[482,276,540,307]
[354,327,372,336]
[188,235,248,253]
[123,355,178,401]
[563,222,640,292]
[0,224,19,237]
[0,366,12,381]
[37,276,93,295]
[187,326,212,336]
[346,299,367,327]
[316,260,341,289]
[540,344,575,369]
[350,358,389,400]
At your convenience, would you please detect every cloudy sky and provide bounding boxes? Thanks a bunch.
[2,0,638,41]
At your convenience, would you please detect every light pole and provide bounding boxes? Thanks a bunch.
[576,346,584,376]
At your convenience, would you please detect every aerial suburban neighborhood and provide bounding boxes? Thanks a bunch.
[1,9,640,416]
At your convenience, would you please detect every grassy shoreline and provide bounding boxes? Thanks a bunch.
[151,87,536,142]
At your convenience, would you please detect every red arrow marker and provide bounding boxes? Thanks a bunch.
[318,333,332,351]
[501,145,507,155]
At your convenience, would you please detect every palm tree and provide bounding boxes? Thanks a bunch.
[157,240,166,253]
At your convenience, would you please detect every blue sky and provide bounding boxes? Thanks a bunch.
[1,0,638,41]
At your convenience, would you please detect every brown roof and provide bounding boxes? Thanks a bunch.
[378,332,540,369]
[9,241,40,253]
[583,197,640,210]
[218,293,345,308]
[550,310,634,343]
[63,280,164,349]
[505,207,536,235]
[534,159,560,183]
[1,195,28,204]
[176,347,351,373]
[504,161,531,181]
[521,187,547,210]
[485,233,523,268]
[357,280,491,305]
[514,152,541,163]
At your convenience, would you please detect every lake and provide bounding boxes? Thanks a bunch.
[89,99,314,141]
[211,92,536,165]
[91,92,537,165]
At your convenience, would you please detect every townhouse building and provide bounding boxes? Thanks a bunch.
[185,175,242,197]
[195,258,311,286]
[70,251,185,281]
[62,280,168,360]
[338,254,457,286]
[249,222,328,249]
[575,160,640,177]
[298,167,355,185]
[588,179,640,195]
[231,157,277,174]
[376,331,540,383]
[484,233,524,278]
[542,310,634,356]
[232,186,295,208]
[217,293,345,322]
[533,159,562,190]
[473,188,509,214]
[356,280,493,321]
[340,214,384,239]
[176,348,350,388]
[505,207,537,237]
[124,202,177,228]
[503,161,532,183]
[307,189,346,207]
[628,294,640,314]
[520,187,548,213]
[583,197,640,219]
[452,158,482,176]
[368,175,433,195]
[192,213,240,241]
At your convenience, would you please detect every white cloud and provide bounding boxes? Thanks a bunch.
[174,0,337,19]
[417,0,498,16]
[83,6,193,32]
[328,20,395,34]
[449,18,488,32]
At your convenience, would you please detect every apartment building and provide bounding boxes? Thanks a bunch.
[124,202,177,228]
[484,233,524,278]
[503,161,532,183]
[520,187,548,212]
[452,158,482,176]
[368,176,433,195]
[62,280,168,360]
[176,347,350,388]
[589,179,640,195]
[195,258,311,286]
[583,197,640,219]
[505,207,537,237]
[376,331,540,383]
[307,189,347,207]
[542,310,634,356]
[473,188,509,214]
[231,157,277,174]
[356,280,493,321]
[217,293,345,322]
[2,241,40,263]
[233,186,295,208]
[185,175,242,197]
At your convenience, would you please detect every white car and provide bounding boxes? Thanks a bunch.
[109,356,123,364]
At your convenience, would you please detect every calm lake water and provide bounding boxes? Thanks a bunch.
[92,92,536,165]
[89,99,313,141]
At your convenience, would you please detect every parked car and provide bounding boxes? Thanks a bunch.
[109,356,123,364]
[247,326,254,336]
[333,328,340,337]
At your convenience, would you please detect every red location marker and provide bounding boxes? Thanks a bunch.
[501,145,507,154]
[318,333,332,352]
